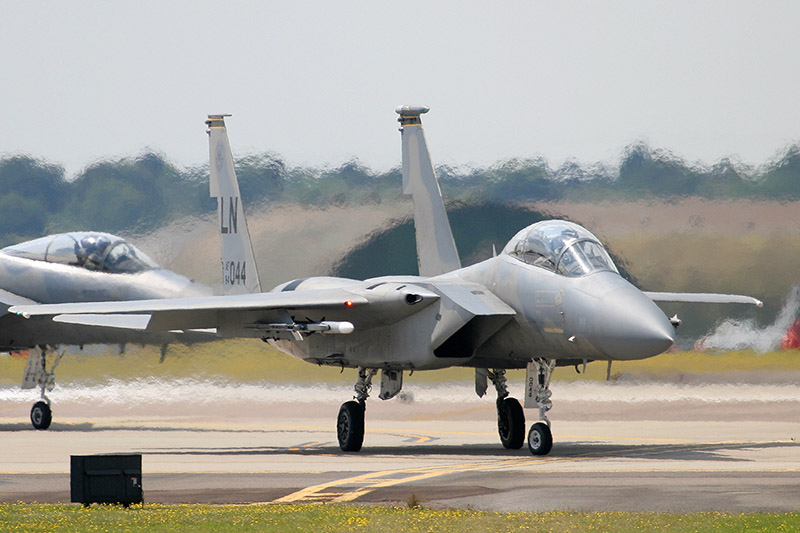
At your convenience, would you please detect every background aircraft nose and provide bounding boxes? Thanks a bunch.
[589,287,675,360]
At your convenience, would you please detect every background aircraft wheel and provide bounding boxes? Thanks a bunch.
[527,422,552,455]
[30,401,52,430]
[497,397,525,449]
[337,400,364,452]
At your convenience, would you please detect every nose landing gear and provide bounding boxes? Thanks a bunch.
[527,421,552,456]
[525,358,555,455]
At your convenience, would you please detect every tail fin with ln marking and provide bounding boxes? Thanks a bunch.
[206,114,262,295]
[396,106,461,277]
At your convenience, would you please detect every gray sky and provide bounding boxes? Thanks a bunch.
[2,1,800,178]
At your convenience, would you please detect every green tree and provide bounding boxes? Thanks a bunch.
[616,143,699,197]
[0,156,66,211]
[756,146,800,199]
[59,154,170,232]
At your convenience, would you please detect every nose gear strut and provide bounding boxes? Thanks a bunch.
[525,358,555,455]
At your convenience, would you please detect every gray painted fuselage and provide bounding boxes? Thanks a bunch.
[271,248,674,371]
[0,249,210,349]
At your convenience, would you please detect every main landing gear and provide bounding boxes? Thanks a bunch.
[525,358,555,456]
[337,368,376,452]
[22,346,64,430]
[476,368,527,450]
[337,367,405,451]
[337,400,365,452]
[30,400,52,430]
[487,369,525,449]
[336,363,556,456]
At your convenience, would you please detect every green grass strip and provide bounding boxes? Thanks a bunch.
[0,504,798,532]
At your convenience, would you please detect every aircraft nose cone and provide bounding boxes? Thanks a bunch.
[590,287,675,360]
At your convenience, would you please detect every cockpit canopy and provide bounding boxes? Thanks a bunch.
[503,220,618,277]
[2,232,159,274]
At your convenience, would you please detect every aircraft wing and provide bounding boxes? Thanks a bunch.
[9,284,442,339]
[0,288,38,316]
[0,288,38,309]
[644,292,763,307]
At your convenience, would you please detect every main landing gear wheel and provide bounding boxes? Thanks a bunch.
[527,422,552,456]
[30,401,52,430]
[337,400,365,452]
[497,397,525,449]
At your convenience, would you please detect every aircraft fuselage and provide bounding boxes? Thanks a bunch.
[270,250,675,371]
[0,252,205,304]
[0,251,210,349]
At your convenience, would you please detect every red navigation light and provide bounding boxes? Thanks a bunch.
[345,300,354,308]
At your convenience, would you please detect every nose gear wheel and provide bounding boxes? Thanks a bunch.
[528,422,553,455]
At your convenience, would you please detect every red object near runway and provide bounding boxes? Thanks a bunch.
[780,319,800,350]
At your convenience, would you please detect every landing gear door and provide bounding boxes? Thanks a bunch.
[21,346,45,390]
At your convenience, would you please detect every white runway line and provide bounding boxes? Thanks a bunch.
[1,379,798,406]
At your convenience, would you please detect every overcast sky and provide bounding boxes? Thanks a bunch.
[2,1,800,178]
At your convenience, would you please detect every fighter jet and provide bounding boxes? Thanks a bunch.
[11,110,762,455]
[0,117,259,429]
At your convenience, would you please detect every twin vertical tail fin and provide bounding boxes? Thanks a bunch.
[396,106,461,277]
[206,115,262,295]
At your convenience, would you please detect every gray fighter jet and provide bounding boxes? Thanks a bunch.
[12,110,762,455]
[0,116,259,429]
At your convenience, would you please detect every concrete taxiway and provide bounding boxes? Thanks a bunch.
[0,380,798,512]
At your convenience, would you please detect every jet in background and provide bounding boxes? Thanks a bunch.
[13,110,762,455]
[1,116,258,429]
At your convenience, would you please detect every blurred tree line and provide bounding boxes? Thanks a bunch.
[1,142,800,245]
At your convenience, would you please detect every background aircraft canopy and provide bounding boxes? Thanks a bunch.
[503,220,618,277]
[2,232,158,274]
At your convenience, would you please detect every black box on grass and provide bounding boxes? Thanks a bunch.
[70,454,142,506]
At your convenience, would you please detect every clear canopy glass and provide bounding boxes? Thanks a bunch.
[504,220,617,277]
[2,232,158,274]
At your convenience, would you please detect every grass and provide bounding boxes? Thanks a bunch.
[0,504,798,532]
[1,342,798,388]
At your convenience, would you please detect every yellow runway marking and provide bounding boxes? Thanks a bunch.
[369,426,495,437]
[403,405,493,421]
[372,431,433,444]
[272,439,797,504]
[287,441,328,452]
[273,457,553,504]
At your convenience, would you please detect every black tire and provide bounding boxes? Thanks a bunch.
[337,401,365,452]
[31,401,52,430]
[527,422,552,455]
[497,397,525,449]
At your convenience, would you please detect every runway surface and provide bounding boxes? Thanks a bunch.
[0,379,798,512]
